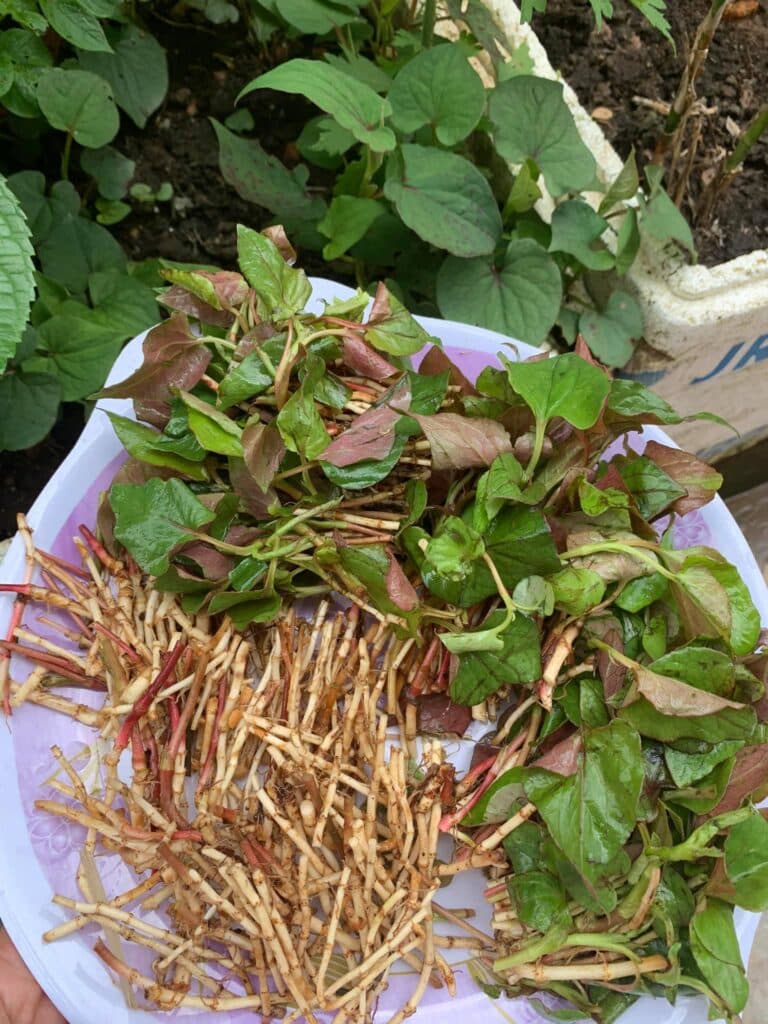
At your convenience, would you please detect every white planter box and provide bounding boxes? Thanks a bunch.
[480,0,768,463]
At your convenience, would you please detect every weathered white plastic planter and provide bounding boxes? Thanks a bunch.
[480,0,768,462]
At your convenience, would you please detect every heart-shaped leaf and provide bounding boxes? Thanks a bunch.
[78,23,168,129]
[37,68,119,148]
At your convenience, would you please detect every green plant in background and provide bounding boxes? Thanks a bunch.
[520,0,672,40]
[213,0,691,369]
[0,1,170,451]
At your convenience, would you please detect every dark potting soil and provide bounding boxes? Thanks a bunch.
[532,0,768,266]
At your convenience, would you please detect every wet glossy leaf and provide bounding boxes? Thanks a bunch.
[179,392,243,458]
[651,646,735,698]
[106,413,208,480]
[462,767,526,826]
[615,572,668,612]
[616,453,687,519]
[506,352,610,430]
[411,411,513,471]
[643,441,722,515]
[508,870,571,932]
[724,812,768,911]
[217,352,273,409]
[549,566,606,615]
[364,283,433,356]
[237,224,311,321]
[690,900,748,1014]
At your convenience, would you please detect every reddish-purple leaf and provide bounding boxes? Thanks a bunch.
[416,694,472,737]
[385,552,419,611]
[634,665,745,716]
[198,270,250,307]
[420,344,475,397]
[643,441,723,516]
[242,423,285,492]
[178,542,233,580]
[225,525,261,547]
[411,411,513,471]
[341,333,399,382]
[532,732,583,776]
[322,403,400,467]
[261,225,297,265]
[159,286,233,328]
[229,459,278,520]
[707,743,768,816]
[97,313,212,427]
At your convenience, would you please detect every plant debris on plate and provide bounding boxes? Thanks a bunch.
[2,226,768,1024]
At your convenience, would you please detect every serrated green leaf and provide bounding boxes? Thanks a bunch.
[0,173,36,373]
[0,370,60,451]
[36,68,119,147]
[489,76,596,196]
[437,239,562,345]
[579,291,643,368]
[549,200,613,271]
[239,59,395,153]
[78,23,168,129]
[383,144,502,257]
[389,43,486,146]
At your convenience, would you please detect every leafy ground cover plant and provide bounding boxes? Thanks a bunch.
[0,1,171,450]
[78,224,768,1022]
[213,0,691,370]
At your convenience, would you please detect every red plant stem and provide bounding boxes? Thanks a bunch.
[241,837,279,870]
[440,731,526,832]
[484,882,507,900]
[78,524,119,572]
[115,642,186,752]
[456,754,498,797]
[160,697,188,827]
[0,640,105,688]
[410,635,440,695]
[1,596,26,715]
[39,572,93,637]
[319,316,365,331]
[122,825,204,843]
[434,646,451,692]
[92,622,140,664]
[131,726,146,772]
[198,679,227,790]
[37,549,90,580]
[167,657,207,762]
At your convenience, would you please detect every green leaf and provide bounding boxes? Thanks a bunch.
[296,114,356,169]
[31,311,116,400]
[37,214,125,293]
[273,0,363,34]
[690,900,748,1014]
[39,0,111,52]
[599,150,640,214]
[489,76,597,196]
[462,768,527,827]
[0,173,36,374]
[81,145,135,200]
[579,291,643,368]
[236,224,311,320]
[337,544,419,623]
[630,0,672,43]
[549,566,606,615]
[505,159,542,215]
[323,52,392,93]
[508,870,571,933]
[110,478,215,576]
[640,169,695,254]
[652,645,735,698]
[616,453,686,519]
[383,144,502,258]
[388,43,486,146]
[424,516,484,579]
[239,59,395,153]
[614,207,641,276]
[524,721,644,882]
[179,391,243,457]
[450,610,541,706]
[506,351,611,430]
[0,0,47,32]
[437,239,562,346]
[666,740,743,789]
[95,198,130,225]
[364,284,433,356]
[212,120,327,247]
[0,370,60,451]
[36,68,119,148]
[549,200,613,271]
[87,268,159,336]
[614,572,668,612]
[106,413,208,480]
[275,360,330,461]
[318,196,386,260]
[321,436,405,490]
[619,700,756,744]
[0,28,52,118]
[724,812,768,912]
[78,23,168,129]
[607,377,682,427]
[217,352,273,409]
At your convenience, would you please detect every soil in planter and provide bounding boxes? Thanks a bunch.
[532,0,768,266]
